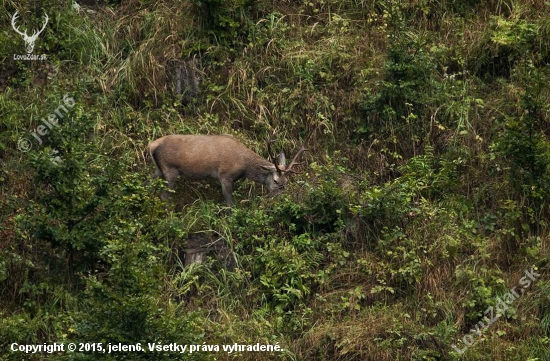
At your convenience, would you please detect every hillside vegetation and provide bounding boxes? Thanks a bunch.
[1,0,550,360]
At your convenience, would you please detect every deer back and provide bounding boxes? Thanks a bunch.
[148,134,266,180]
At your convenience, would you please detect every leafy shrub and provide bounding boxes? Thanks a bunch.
[71,238,206,361]
[192,0,255,43]
[468,15,538,79]
[496,65,550,229]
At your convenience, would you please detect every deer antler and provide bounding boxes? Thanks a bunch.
[267,131,282,172]
[286,128,315,174]
[286,146,308,174]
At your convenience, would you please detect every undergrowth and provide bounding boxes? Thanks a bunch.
[1,0,549,360]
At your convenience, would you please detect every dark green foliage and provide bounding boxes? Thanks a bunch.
[365,39,437,120]
[468,15,540,80]
[499,66,550,198]
[192,0,255,43]
[360,36,447,159]
[71,239,205,361]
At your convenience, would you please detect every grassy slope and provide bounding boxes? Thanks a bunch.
[1,0,549,360]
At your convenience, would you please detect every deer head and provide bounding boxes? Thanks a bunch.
[11,11,49,54]
[263,131,309,193]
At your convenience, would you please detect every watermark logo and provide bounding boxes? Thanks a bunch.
[18,94,76,153]
[11,11,49,61]
[451,266,541,355]
[17,138,33,152]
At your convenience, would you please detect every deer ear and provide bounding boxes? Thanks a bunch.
[260,165,276,172]
[277,152,286,167]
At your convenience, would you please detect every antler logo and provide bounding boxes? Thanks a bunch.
[11,11,49,54]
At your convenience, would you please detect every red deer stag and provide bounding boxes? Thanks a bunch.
[146,133,307,206]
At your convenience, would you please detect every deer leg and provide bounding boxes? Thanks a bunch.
[220,178,234,207]
[153,167,162,179]
[160,168,179,200]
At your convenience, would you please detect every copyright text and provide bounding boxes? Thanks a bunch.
[10,342,284,354]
